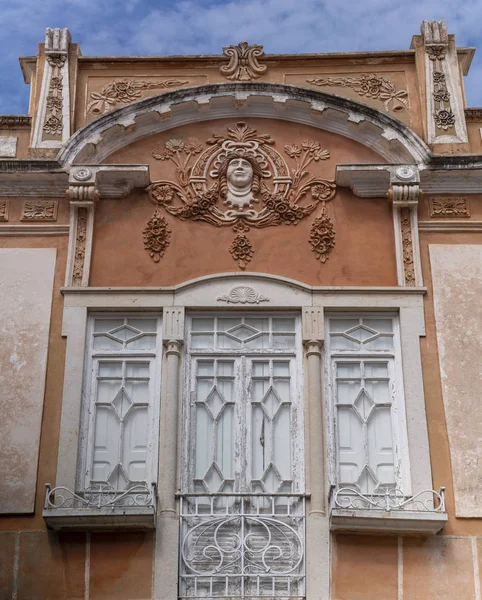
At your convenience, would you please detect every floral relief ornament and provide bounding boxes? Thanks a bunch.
[147,122,337,268]
[306,73,408,113]
[43,53,66,137]
[87,79,190,115]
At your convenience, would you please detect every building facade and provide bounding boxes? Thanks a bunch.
[1,20,482,600]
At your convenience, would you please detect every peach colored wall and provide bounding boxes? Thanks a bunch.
[91,118,397,287]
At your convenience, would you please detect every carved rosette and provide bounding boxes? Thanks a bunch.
[307,73,408,114]
[400,207,415,286]
[146,122,337,268]
[429,197,469,218]
[143,210,171,262]
[220,42,267,81]
[21,200,58,221]
[87,79,190,115]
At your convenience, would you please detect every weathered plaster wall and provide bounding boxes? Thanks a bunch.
[91,118,396,287]
[429,244,482,518]
[0,248,56,513]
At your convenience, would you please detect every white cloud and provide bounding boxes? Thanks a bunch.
[1,0,481,112]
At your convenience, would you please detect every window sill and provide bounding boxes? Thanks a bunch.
[330,508,447,536]
[330,486,447,536]
[42,483,157,531]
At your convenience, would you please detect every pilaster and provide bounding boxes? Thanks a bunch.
[413,20,468,149]
[64,167,99,287]
[302,307,330,600]
[31,28,79,150]
[388,166,423,287]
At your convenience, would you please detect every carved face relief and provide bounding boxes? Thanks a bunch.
[226,158,254,208]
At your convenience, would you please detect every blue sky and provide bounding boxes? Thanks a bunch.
[1,0,482,114]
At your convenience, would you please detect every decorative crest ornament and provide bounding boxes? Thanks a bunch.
[147,122,337,268]
[217,286,270,304]
[220,42,267,81]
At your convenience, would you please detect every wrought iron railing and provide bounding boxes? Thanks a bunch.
[330,485,446,513]
[44,482,157,511]
[179,493,306,599]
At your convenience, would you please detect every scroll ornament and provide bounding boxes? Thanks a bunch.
[220,42,267,81]
[146,122,337,268]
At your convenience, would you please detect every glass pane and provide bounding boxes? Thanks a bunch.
[195,405,213,479]
[244,333,269,349]
[97,380,121,404]
[273,361,290,376]
[364,334,394,351]
[217,361,234,376]
[252,379,269,403]
[196,379,214,402]
[273,379,290,403]
[98,362,122,377]
[92,406,119,482]
[337,362,361,378]
[191,333,214,348]
[273,405,291,479]
[218,318,242,332]
[126,334,156,350]
[245,317,269,331]
[363,318,393,333]
[94,318,123,333]
[273,334,295,349]
[217,379,233,403]
[191,318,214,332]
[93,335,122,350]
[348,326,373,342]
[112,326,134,341]
[253,362,270,376]
[272,318,295,332]
[216,405,234,478]
[197,360,214,376]
[365,380,390,404]
[329,318,359,333]
[217,334,241,349]
[337,381,360,405]
[123,406,148,482]
[127,318,157,332]
[125,381,149,404]
[330,334,360,350]
[126,362,150,377]
[364,362,388,378]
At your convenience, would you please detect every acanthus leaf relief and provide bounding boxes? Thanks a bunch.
[146,122,337,268]
[306,73,409,113]
[87,79,191,115]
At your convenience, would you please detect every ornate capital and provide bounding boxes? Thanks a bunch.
[220,42,267,81]
[164,339,183,357]
[304,339,323,358]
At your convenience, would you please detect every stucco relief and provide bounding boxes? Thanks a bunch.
[147,122,337,269]
[0,199,8,221]
[306,73,409,115]
[220,42,267,81]
[429,197,469,218]
[43,53,66,137]
[87,78,191,116]
[21,200,58,221]
[400,207,415,286]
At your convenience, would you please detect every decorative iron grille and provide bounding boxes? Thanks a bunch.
[179,493,306,599]
[331,486,446,513]
[44,482,157,510]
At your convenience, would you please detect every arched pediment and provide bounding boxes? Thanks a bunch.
[58,83,431,167]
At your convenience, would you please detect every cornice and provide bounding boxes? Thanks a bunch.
[0,115,31,130]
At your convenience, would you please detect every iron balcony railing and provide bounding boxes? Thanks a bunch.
[44,482,157,510]
[330,485,446,513]
[179,493,306,599]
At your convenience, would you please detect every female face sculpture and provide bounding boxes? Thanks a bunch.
[222,157,258,209]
